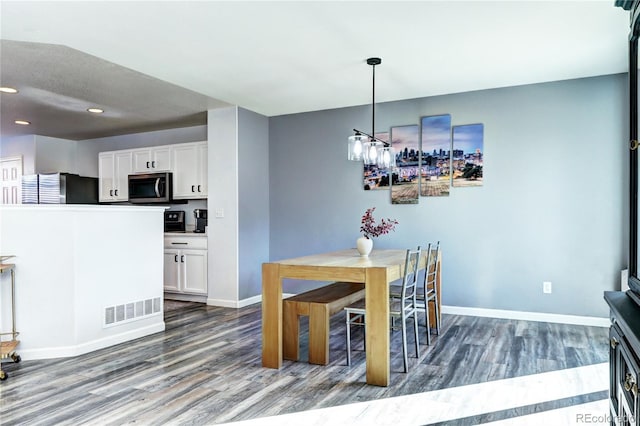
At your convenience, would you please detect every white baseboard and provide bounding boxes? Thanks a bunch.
[165,292,207,303]
[206,298,237,308]
[207,294,262,308]
[207,293,298,308]
[442,305,609,327]
[205,295,610,327]
[16,322,166,361]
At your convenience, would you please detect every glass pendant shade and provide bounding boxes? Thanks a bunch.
[348,134,366,161]
[377,146,396,170]
[363,139,382,165]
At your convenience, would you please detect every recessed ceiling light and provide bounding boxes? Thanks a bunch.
[14,120,30,125]
[87,107,104,114]
[0,87,18,94]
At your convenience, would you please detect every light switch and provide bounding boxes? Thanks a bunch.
[215,208,224,218]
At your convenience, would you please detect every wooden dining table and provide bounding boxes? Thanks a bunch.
[262,248,440,387]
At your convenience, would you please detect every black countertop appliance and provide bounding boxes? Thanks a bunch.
[164,210,186,232]
[194,209,207,233]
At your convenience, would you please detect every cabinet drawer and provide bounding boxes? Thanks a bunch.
[164,236,207,250]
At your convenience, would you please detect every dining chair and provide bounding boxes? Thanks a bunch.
[419,241,441,345]
[391,241,441,345]
[344,247,421,373]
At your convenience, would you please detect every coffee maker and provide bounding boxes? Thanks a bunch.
[194,209,208,233]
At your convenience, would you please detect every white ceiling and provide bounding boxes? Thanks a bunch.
[0,1,632,140]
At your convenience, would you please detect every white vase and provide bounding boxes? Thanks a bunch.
[356,236,373,257]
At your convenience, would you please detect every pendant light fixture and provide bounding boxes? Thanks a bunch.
[348,57,395,170]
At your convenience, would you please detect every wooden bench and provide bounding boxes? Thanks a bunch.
[283,282,365,365]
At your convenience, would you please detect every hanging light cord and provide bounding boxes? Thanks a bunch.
[353,57,390,147]
[353,58,391,147]
[371,59,376,142]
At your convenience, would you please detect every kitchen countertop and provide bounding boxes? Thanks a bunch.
[164,231,207,237]
[1,204,166,212]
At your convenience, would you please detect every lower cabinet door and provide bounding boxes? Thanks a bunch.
[181,249,208,294]
[163,249,181,292]
[618,337,640,426]
[611,325,622,422]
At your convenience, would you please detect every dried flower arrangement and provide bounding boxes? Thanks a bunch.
[360,207,398,239]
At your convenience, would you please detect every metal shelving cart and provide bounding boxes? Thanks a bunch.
[0,256,20,381]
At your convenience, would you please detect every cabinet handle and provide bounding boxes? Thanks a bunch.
[197,185,201,192]
[611,337,619,349]
[625,374,632,391]
[191,185,195,192]
[180,255,185,263]
[114,189,118,196]
[146,161,150,168]
[171,242,188,245]
[174,255,178,263]
[624,373,638,397]
[152,161,156,168]
[110,189,113,197]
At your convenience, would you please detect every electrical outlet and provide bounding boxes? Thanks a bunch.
[543,281,552,294]
[215,208,224,218]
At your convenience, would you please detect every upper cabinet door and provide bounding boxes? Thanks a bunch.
[619,1,640,296]
[172,142,207,200]
[114,151,133,201]
[197,143,208,198]
[132,150,152,174]
[132,147,172,174]
[98,151,132,202]
[152,146,172,171]
[172,144,199,198]
[98,153,115,202]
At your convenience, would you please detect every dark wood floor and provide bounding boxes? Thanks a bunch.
[0,301,608,425]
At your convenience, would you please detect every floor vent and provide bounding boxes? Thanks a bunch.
[104,297,162,327]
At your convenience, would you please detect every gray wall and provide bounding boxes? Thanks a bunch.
[0,135,36,174]
[34,136,77,174]
[0,134,77,175]
[268,74,628,317]
[238,107,270,299]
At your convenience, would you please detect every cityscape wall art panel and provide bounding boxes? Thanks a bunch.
[452,123,484,187]
[363,131,391,191]
[420,114,452,197]
[390,124,420,204]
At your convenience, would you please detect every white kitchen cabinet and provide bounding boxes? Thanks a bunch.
[163,249,181,292]
[99,141,207,202]
[163,235,207,295]
[132,146,172,174]
[98,151,132,202]
[172,142,208,199]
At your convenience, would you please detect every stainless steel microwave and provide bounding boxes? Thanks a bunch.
[128,172,173,203]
